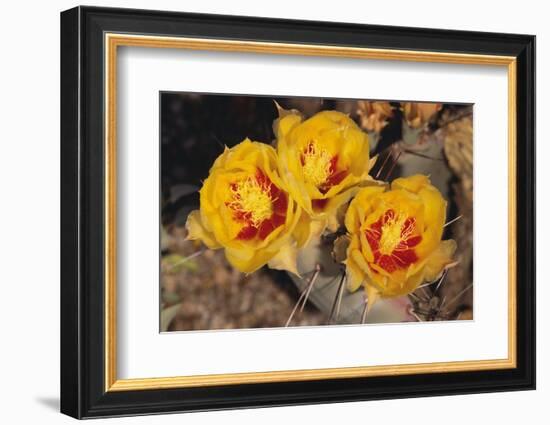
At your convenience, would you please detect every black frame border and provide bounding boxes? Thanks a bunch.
[60,6,535,419]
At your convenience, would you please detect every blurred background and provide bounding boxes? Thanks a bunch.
[160,92,473,331]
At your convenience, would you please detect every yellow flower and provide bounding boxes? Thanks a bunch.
[185,139,304,274]
[401,102,442,129]
[344,175,457,305]
[274,109,375,233]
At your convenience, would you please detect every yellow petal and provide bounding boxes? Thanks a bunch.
[344,256,364,292]
[344,185,385,232]
[415,185,447,258]
[423,239,458,282]
[391,174,431,194]
[185,210,221,249]
[225,246,271,274]
[273,112,302,140]
[365,284,381,310]
[381,266,425,298]
[404,268,427,293]
[368,155,378,172]
[291,212,312,248]
[267,242,300,276]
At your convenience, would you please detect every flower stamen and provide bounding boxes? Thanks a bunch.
[365,209,421,273]
[301,142,333,187]
[228,174,273,227]
[379,210,408,255]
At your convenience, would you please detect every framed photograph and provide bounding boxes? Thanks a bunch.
[60,6,535,419]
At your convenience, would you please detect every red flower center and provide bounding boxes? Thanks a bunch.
[365,209,422,273]
[300,142,348,211]
[226,170,288,241]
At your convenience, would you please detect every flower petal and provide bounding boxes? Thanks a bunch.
[423,239,458,282]
[185,210,221,249]
[267,242,300,276]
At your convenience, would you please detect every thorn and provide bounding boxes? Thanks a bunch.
[375,151,392,179]
[361,297,369,324]
[416,279,440,290]
[299,264,322,313]
[166,249,204,271]
[273,100,284,115]
[440,283,473,310]
[444,215,463,228]
[210,132,225,150]
[401,148,445,161]
[408,292,420,301]
[419,285,430,300]
[285,290,307,327]
[335,274,346,318]
[327,271,346,324]
[408,307,424,322]
[384,150,402,180]
[435,269,449,294]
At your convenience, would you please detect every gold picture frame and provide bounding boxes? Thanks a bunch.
[104,34,517,392]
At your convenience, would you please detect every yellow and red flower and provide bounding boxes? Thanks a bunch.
[344,175,457,305]
[274,109,376,234]
[185,139,304,274]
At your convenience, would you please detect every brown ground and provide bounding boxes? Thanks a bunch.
[162,226,325,331]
